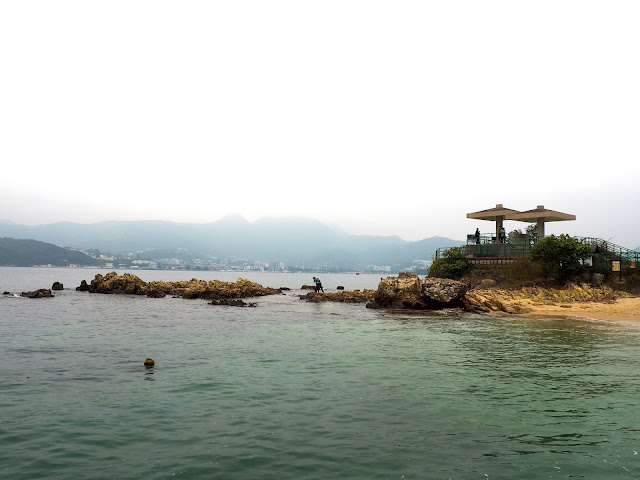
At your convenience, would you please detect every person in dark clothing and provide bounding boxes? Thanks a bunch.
[313,276,324,293]
[475,228,480,245]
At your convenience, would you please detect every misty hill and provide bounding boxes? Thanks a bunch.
[0,238,103,267]
[0,217,463,270]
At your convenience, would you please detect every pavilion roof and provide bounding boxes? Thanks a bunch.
[506,205,576,223]
[466,204,521,221]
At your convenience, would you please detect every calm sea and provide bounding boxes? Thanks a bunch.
[1,267,639,479]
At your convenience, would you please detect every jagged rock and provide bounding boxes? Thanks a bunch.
[279,287,291,291]
[145,289,166,298]
[398,272,416,278]
[76,273,280,300]
[462,291,499,313]
[76,280,90,291]
[209,298,257,307]
[144,358,155,367]
[21,289,54,298]
[370,274,468,310]
[337,286,345,290]
[51,282,64,291]
[421,278,468,304]
[478,278,497,289]
[182,288,200,300]
[83,272,146,295]
[299,289,376,303]
[3,291,10,295]
[301,285,315,290]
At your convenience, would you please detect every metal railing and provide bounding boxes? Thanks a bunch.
[436,235,639,262]
[576,237,640,262]
[466,232,538,246]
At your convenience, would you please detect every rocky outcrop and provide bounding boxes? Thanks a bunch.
[299,289,376,303]
[86,272,147,295]
[301,285,315,290]
[52,282,64,291]
[368,273,468,310]
[21,289,54,298]
[76,272,281,300]
[462,283,624,314]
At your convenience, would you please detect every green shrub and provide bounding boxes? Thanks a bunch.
[530,234,592,282]
[428,247,469,279]
[623,273,640,294]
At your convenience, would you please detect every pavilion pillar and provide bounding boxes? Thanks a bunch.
[536,218,545,238]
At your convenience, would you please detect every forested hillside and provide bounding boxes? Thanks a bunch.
[0,238,103,267]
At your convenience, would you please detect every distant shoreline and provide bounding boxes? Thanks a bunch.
[0,265,381,274]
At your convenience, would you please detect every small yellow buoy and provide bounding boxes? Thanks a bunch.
[144,358,155,367]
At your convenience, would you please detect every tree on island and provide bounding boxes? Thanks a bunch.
[428,247,469,279]
[530,234,592,282]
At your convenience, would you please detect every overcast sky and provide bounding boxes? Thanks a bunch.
[1,1,639,247]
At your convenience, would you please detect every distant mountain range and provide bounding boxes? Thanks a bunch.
[0,238,103,267]
[0,216,462,270]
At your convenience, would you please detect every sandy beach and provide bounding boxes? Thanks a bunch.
[515,296,640,322]
[469,285,640,323]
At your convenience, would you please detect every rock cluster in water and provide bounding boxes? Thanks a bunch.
[366,273,468,310]
[52,282,64,291]
[209,298,257,307]
[299,289,376,303]
[21,289,55,298]
[76,272,281,300]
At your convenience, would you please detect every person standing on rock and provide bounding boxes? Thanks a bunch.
[313,276,324,293]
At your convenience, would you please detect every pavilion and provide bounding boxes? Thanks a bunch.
[467,204,576,239]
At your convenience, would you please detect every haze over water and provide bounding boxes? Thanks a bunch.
[1,268,639,479]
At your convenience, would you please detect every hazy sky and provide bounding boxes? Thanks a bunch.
[1,1,639,247]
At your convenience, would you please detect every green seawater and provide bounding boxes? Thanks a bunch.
[1,268,639,479]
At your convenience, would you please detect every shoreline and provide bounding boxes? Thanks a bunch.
[484,294,640,323]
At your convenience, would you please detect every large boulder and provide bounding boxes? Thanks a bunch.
[52,282,64,291]
[421,278,469,304]
[370,273,467,310]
